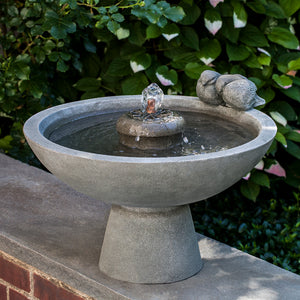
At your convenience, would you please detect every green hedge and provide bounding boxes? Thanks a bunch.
[1,0,299,273]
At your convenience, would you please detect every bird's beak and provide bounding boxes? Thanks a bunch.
[254,95,266,107]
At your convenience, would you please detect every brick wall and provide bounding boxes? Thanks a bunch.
[0,251,93,300]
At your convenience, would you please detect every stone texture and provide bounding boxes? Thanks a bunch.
[1,153,300,299]
[99,205,202,283]
[23,95,276,208]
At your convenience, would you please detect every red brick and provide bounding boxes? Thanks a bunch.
[0,282,7,300]
[9,289,29,300]
[0,256,30,292]
[34,274,85,300]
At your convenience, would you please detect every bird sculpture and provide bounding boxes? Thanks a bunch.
[196,70,224,106]
[196,70,266,111]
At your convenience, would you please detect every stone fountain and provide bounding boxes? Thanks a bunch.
[23,72,276,284]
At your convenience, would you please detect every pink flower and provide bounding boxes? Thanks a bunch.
[209,0,224,7]
[265,161,286,177]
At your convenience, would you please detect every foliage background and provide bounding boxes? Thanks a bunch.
[0,0,299,274]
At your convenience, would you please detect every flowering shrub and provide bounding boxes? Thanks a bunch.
[0,0,299,273]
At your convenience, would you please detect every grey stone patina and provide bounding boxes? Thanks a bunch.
[23,95,276,208]
[23,95,276,283]
[99,205,202,283]
[1,153,300,299]
[116,110,184,150]
[197,70,266,110]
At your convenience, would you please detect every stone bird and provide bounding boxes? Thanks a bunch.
[196,70,224,106]
[221,79,266,111]
[197,71,265,111]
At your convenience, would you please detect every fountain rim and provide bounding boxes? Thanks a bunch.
[23,95,277,164]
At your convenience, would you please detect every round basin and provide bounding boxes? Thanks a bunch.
[23,95,277,283]
[24,95,276,208]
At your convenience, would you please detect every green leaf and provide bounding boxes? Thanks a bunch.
[12,61,30,80]
[130,54,151,73]
[57,59,68,72]
[8,6,19,17]
[43,40,56,54]
[198,39,221,65]
[279,0,300,16]
[146,24,161,39]
[258,54,271,66]
[221,18,240,43]
[243,53,262,69]
[0,135,13,151]
[179,1,201,25]
[73,77,101,92]
[232,0,248,28]
[45,10,76,39]
[116,27,130,40]
[288,58,300,70]
[247,2,265,14]
[128,22,146,46]
[48,52,59,62]
[60,0,77,9]
[241,181,260,201]
[107,20,120,34]
[270,111,287,126]
[272,74,293,89]
[286,131,300,142]
[83,39,96,53]
[161,23,180,41]
[111,13,124,22]
[275,132,287,147]
[106,58,131,77]
[156,65,178,86]
[121,73,149,95]
[240,24,269,47]
[184,63,210,79]
[269,101,297,121]
[264,1,287,18]
[238,223,248,233]
[109,5,118,14]
[226,43,251,61]
[60,52,71,61]
[204,9,222,35]
[268,27,299,49]
[258,87,275,102]
[18,80,43,99]
[164,6,186,22]
[286,140,300,159]
[251,172,270,188]
[180,27,199,50]
[281,86,300,102]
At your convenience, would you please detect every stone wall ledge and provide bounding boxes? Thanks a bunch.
[1,153,300,300]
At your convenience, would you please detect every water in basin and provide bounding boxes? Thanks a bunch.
[49,111,257,157]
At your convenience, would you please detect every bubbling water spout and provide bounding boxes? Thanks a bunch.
[116,83,185,150]
[142,83,163,114]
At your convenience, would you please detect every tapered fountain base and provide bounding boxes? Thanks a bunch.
[99,205,202,284]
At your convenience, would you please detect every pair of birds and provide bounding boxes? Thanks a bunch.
[196,70,265,111]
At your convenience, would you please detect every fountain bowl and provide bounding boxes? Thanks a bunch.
[24,95,276,208]
[23,95,276,284]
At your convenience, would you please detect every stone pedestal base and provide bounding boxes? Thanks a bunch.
[99,205,202,284]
